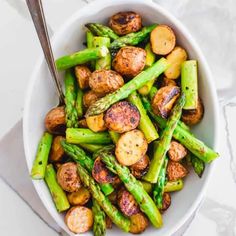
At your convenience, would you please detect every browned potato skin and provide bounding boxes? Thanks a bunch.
[160,193,171,212]
[109,11,142,36]
[113,46,146,78]
[89,69,124,96]
[117,188,140,216]
[67,187,91,206]
[129,213,149,234]
[78,119,88,128]
[92,157,116,184]
[57,162,81,192]
[167,160,188,181]
[115,129,148,166]
[106,216,113,229]
[168,141,188,162]
[182,98,204,125]
[86,113,107,132]
[65,206,93,234]
[104,101,140,133]
[74,65,91,89]
[83,90,102,109]
[162,77,177,87]
[108,191,117,205]
[151,85,180,118]
[50,136,65,162]
[130,155,150,179]
[45,106,66,134]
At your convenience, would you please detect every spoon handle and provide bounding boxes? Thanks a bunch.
[26,0,64,104]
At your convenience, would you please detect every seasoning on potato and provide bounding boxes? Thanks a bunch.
[104,101,140,133]
[167,160,188,181]
[65,206,93,234]
[83,90,102,109]
[168,141,188,162]
[67,187,91,206]
[109,11,142,35]
[115,129,148,166]
[50,136,65,162]
[86,113,107,132]
[74,65,91,89]
[129,213,149,234]
[57,162,81,192]
[112,46,146,78]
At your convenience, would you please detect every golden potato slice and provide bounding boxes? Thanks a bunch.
[164,47,187,79]
[115,129,148,166]
[74,65,91,89]
[65,206,93,234]
[129,213,149,234]
[86,113,107,132]
[168,141,188,162]
[83,90,102,109]
[67,187,91,206]
[112,46,146,78]
[130,155,150,179]
[89,69,124,96]
[57,162,81,192]
[160,192,171,212]
[167,160,188,181]
[50,136,65,162]
[151,85,180,118]
[151,25,176,55]
[109,11,142,35]
[104,101,140,133]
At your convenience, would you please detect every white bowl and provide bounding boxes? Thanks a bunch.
[23,0,220,235]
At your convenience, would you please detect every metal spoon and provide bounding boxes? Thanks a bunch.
[26,0,64,105]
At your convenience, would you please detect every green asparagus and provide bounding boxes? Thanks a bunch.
[187,153,205,177]
[110,24,157,49]
[164,179,184,192]
[44,164,70,212]
[128,91,159,142]
[108,131,120,144]
[86,23,119,40]
[86,30,95,69]
[140,181,153,194]
[86,57,169,117]
[31,132,53,179]
[78,143,105,153]
[149,86,158,100]
[75,87,83,118]
[56,46,109,70]
[143,94,185,183]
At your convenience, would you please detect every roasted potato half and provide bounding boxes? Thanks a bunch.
[86,113,107,132]
[45,106,66,134]
[112,46,146,78]
[65,206,93,234]
[74,65,91,89]
[89,69,124,96]
[115,129,148,166]
[160,192,171,212]
[168,141,188,162]
[104,101,140,133]
[129,213,149,234]
[67,187,91,206]
[167,160,188,181]
[181,98,204,125]
[130,154,150,179]
[57,162,81,192]
[117,188,140,216]
[151,85,180,118]
[109,11,142,35]
[83,90,102,109]
[50,136,65,162]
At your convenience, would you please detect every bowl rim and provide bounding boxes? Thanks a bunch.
[23,0,220,235]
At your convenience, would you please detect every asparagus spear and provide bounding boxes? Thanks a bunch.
[75,87,83,118]
[108,131,120,144]
[65,70,79,128]
[44,164,70,212]
[98,150,163,228]
[61,141,114,196]
[164,179,184,192]
[94,36,111,70]
[142,97,218,162]
[86,23,119,40]
[86,57,169,117]
[92,198,106,236]
[78,143,105,153]
[66,128,112,144]
[181,60,198,110]
[110,24,157,49]
[143,94,185,183]
[149,86,158,100]
[186,153,205,177]
[76,163,131,232]
[56,46,109,70]
[31,132,53,179]
[140,181,153,194]
[86,30,95,69]
[153,157,168,209]
[128,91,159,142]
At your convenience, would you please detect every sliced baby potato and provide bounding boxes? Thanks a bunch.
[151,25,176,55]
[50,136,65,162]
[168,141,188,162]
[104,101,140,133]
[57,162,81,192]
[65,206,93,234]
[130,155,150,179]
[160,192,171,212]
[151,85,180,118]
[129,212,149,234]
[83,90,102,109]
[115,129,148,166]
[164,47,187,79]
[167,160,188,181]
[86,113,107,132]
[74,65,91,89]
[67,187,91,206]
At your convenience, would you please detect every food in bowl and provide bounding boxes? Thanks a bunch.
[30,11,219,235]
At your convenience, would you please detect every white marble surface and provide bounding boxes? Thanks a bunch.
[0,0,236,235]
